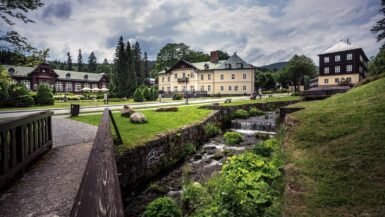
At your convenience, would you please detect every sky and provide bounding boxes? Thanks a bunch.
[3,0,383,66]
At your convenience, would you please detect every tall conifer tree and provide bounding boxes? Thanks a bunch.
[143,51,150,79]
[133,42,143,85]
[66,52,73,71]
[126,41,137,95]
[77,49,84,71]
[88,51,97,73]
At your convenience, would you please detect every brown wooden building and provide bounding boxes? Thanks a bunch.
[4,63,108,93]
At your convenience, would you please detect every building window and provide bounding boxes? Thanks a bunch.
[346,65,352,72]
[236,63,243,68]
[234,86,238,91]
[220,74,224,80]
[190,86,195,91]
[191,73,194,78]
[335,55,340,62]
[167,77,170,82]
[174,86,178,92]
[324,79,329,84]
[228,86,232,91]
[84,83,90,88]
[174,74,178,79]
[243,86,246,91]
[231,74,235,80]
[347,53,353,60]
[335,66,340,73]
[208,74,211,80]
[225,63,232,69]
[75,83,82,92]
[347,77,352,82]
[66,82,73,91]
[183,73,186,78]
[208,85,211,91]
[220,86,224,91]
[324,57,329,63]
[162,77,164,82]
[243,74,246,79]
[55,82,63,91]
[92,83,98,89]
[201,74,204,80]
[167,87,170,92]
[201,85,204,91]
[162,87,164,91]
[21,80,30,90]
[335,78,340,83]
[101,83,106,88]
[324,67,329,74]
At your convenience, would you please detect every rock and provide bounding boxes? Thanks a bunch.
[212,102,220,106]
[211,151,224,160]
[155,107,178,112]
[194,154,202,160]
[130,112,147,124]
[121,105,135,117]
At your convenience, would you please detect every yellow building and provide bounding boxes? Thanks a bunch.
[158,52,255,96]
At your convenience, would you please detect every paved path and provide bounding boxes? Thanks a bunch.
[0,117,97,217]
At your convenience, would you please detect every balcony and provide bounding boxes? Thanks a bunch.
[177,77,189,83]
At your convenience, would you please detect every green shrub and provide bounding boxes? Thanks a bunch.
[133,88,144,102]
[182,182,208,213]
[36,84,54,105]
[204,123,221,137]
[233,109,249,119]
[150,87,158,101]
[144,197,181,217]
[184,143,197,156]
[8,83,34,107]
[253,139,278,157]
[172,93,182,100]
[224,132,243,145]
[0,82,9,107]
[277,88,289,93]
[148,182,167,194]
[249,107,265,116]
[143,88,151,101]
[291,92,301,96]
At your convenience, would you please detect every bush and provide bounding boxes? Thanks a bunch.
[133,88,144,102]
[184,143,197,156]
[36,84,54,105]
[144,197,181,217]
[172,93,182,100]
[204,123,221,137]
[291,92,301,96]
[249,107,265,116]
[150,87,158,101]
[143,88,151,101]
[224,132,243,145]
[253,139,278,157]
[182,182,208,214]
[0,82,9,107]
[277,88,289,93]
[233,109,249,119]
[8,83,34,107]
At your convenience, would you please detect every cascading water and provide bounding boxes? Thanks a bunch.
[231,112,277,134]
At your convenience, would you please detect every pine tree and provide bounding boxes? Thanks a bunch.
[77,49,84,71]
[133,42,143,85]
[114,36,129,97]
[67,52,73,71]
[371,0,385,50]
[126,41,137,96]
[88,51,98,73]
[143,51,150,79]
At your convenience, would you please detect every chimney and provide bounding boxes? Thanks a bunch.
[210,51,219,63]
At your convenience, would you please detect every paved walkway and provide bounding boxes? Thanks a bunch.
[0,117,97,217]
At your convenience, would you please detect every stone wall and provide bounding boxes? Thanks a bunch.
[117,100,300,197]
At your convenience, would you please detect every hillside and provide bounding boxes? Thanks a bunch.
[260,61,288,71]
[284,77,385,216]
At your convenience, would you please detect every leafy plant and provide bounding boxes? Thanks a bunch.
[144,197,182,217]
[7,83,34,107]
[204,123,221,137]
[233,109,249,119]
[184,143,197,156]
[36,84,54,105]
[133,88,144,102]
[172,93,182,100]
[182,182,208,214]
[253,139,278,158]
[143,87,151,101]
[224,132,243,145]
[249,107,265,116]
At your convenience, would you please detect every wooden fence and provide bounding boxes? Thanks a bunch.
[70,108,124,217]
[0,111,53,190]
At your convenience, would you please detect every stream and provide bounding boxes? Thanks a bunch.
[124,112,277,217]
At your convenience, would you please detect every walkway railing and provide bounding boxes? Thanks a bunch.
[70,108,124,217]
[0,111,53,190]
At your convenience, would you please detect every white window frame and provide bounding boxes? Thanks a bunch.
[84,83,90,88]
[21,80,31,90]
[55,82,63,92]
[324,79,329,84]
[335,55,340,62]
[347,53,353,60]
[335,66,341,73]
[201,74,204,80]
[208,85,211,91]
[66,82,73,92]
[231,74,235,80]
[228,86,232,91]
[324,67,329,74]
[208,74,211,80]
[346,65,353,72]
[75,83,82,92]
[324,57,330,63]
[234,86,238,91]
[220,74,224,80]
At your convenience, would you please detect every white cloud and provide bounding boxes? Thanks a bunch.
[5,0,381,66]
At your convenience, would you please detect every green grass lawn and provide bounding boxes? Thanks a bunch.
[284,78,385,216]
[220,95,301,106]
[71,106,213,153]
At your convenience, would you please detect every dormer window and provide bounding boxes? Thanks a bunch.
[84,74,88,80]
[8,68,15,75]
[42,69,46,73]
[204,63,209,70]
[236,63,243,68]
[225,63,232,69]
[66,73,71,78]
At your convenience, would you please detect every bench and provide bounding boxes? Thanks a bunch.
[224,98,232,103]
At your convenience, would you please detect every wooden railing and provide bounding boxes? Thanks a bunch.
[0,111,53,190]
[70,108,124,217]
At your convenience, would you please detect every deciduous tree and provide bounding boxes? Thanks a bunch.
[283,55,316,92]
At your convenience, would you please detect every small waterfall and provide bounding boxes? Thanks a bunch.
[231,112,276,133]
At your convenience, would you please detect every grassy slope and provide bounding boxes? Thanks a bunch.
[71,106,212,153]
[284,78,385,216]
